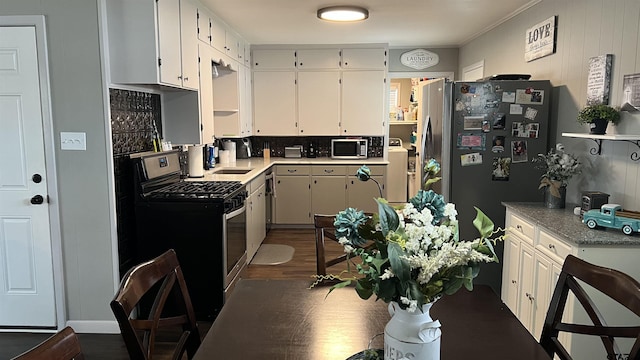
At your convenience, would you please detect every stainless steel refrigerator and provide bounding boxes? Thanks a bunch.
[414,77,552,293]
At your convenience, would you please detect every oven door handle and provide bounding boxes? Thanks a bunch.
[225,204,247,220]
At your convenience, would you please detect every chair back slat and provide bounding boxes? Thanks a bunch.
[12,326,84,360]
[110,249,201,360]
[540,255,640,360]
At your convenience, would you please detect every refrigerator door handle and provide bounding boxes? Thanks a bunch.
[421,115,433,185]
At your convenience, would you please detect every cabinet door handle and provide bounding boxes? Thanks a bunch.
[511,280,517,284]
[184,77,189,81]
[324,169,334,173]
[516,224,523,232]
[548,243,555,249]
[287,169,296,173]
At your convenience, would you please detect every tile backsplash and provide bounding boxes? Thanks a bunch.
[249,136,384,158]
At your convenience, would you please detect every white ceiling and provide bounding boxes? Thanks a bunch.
[201,0,541,47]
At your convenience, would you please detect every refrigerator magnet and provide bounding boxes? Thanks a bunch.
[464,115,485,130]
[492,136,505,153]
[525,107,538,120]
[511,140,529,163]
[502,91,516,102]
[515,89,544,104]
[527,123,539,138]
[482,120,491,132]
[461,153,483,166]
[493,113,506,129]
[492,157,511,181]
[457,133,486,150]
[510,104,523,114]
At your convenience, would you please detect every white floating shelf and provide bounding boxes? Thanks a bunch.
[390,120,417,125]
[562,132,640,161]
[213,109,239,113]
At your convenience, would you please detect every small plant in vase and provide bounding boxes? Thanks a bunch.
[532,143,581,208]
[577,104,621,135]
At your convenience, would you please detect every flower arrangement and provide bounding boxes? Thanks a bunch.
[321,161,504,313]
[532,143,581,198]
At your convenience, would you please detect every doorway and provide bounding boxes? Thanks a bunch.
[0,16,64,329]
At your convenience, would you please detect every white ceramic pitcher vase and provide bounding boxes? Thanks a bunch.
[384,301,441,360]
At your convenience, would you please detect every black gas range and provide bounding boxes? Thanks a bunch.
[131,150,248,320]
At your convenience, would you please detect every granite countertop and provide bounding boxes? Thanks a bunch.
[187,157,389,184]
[502,202,640,246]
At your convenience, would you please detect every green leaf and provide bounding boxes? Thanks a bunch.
[376,198,399,236]
[388,243,410,283]
[473,207,495,239]
[355,278,373,300]
[443,277,464,295]
[326,280,352,298]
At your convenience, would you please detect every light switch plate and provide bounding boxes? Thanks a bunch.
[60,132,86,151]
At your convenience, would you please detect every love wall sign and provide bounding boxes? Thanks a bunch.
[525,16,557,62]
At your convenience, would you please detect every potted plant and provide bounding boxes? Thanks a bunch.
[576,104,621,135]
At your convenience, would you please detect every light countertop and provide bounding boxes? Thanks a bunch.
[502,202,640,246]
[186,157,388,184]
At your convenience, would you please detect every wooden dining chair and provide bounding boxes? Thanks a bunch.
[11,326,84,360]
[314,213,375,277]
[539,255,640,360]
[110,249,201,360]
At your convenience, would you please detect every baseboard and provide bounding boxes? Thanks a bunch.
[65,320,120,334]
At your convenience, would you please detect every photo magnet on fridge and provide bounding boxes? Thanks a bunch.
[492,157,511,181]
[464,115,485,130]
[525,107,538,120]
[511,140,529,163]
[492,136,505,153]
[461,153,483,166]
[515,88,544,104]
[492,113,506,129]
[457,133,486,150]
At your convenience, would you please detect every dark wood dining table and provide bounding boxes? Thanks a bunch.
[194,279,552,359]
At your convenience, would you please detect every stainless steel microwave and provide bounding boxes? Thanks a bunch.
[331,139,368,159]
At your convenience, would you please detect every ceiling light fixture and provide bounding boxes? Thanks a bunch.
[317,6,369,22]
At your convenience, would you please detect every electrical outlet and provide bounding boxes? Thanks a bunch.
[60,132,86,151]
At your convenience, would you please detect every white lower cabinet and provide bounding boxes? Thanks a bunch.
[246,175,266,262]
[503,208,640,359]
[273,165,386,224]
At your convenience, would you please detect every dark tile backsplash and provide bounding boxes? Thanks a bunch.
[110,88,162,277]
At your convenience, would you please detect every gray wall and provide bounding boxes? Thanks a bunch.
[1,0,116,321]
[459,0,640,209]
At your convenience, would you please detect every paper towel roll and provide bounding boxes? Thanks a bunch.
[223,140,236,163]
[188,145,204,178]
[219,150,230,164]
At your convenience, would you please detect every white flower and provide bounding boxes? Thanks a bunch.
[338,237,350,245]
[343,245,354,253]
[400,296,418,313]
[444,203,457,221]
[380,268,395,280]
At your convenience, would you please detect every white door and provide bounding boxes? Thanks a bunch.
[0,26,56,327]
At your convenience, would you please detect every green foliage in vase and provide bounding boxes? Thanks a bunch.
[317,161,505,313]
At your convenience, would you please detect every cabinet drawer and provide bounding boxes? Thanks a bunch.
[537,230,572,262]
[311,166,347,176]
[276,165,310,176]
[508,213,535,243]
[248,173,266,194]
[347,165,385,176]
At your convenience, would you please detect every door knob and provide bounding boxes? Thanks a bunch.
[32,174,42,183]
[30,195,44,205]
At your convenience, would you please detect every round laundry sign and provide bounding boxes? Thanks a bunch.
[400,49,439,70]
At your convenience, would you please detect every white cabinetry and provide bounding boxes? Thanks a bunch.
[274,166,311,224]
[341,48,387,69]
[502,208,640,359]
[198,44,215,143]
[252,47,387,136]
[246,174,266,262]
[341,70,385,135]
[311,166,347,215]
[297,71,340,135]
[253,71,297,135]
[106,0,198,90]
[273,164,387,224]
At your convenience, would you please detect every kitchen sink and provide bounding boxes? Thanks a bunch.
[212,168,253,175]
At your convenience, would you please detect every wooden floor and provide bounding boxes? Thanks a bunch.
[0,228,351,359]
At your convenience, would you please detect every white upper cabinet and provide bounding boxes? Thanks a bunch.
[297,71,340,135]
[179,0,199,90]
[341,48,387,69]
[341,70,386,135]
[198,44,215,143]
[196,6,212,44]
[225,31,240,61]
[252,49,296,69]
[253,71,297,135]
[106,0,198,90]
[296,49,340,69]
